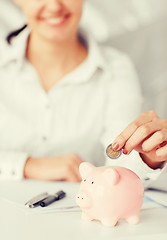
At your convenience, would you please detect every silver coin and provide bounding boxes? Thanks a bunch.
[106,143,122,159]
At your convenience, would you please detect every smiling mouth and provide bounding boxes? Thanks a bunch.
[42,14,70,26]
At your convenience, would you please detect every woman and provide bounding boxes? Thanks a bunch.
[0,0,166,184]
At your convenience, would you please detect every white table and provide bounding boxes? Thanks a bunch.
[0,180,167,240]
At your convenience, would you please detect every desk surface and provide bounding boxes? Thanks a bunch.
[0,180,167,240]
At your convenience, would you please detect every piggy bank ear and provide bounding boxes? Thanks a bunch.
[79,162,95,179]
[102,168,120,186]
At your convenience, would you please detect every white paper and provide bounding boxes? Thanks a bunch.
[0,180,165,215]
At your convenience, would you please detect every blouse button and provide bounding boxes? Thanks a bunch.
[42,136,47,141]
[11,170,16,176]
[144,177,150,181]
[45,104,50,110]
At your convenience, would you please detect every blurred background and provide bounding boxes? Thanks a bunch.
[0,0,167,118]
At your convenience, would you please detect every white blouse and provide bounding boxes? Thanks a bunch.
[0,28,162,185]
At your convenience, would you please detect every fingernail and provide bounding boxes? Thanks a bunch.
[123,149,128,155]
[112,143,119,151]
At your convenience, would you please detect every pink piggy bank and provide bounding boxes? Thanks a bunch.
[76,162,144,227]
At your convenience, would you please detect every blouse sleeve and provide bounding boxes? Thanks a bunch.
[0,151,28,180]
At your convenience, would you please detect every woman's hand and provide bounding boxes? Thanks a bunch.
[112,111,167,169]
[24,154,83,182]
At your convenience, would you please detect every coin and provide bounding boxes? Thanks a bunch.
[106,143,122,159]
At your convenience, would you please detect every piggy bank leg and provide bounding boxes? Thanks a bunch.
[126,215,139,224]
[82,212,93,221]
[101,218,118,227]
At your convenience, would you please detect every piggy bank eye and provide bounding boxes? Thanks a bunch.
[91,181,94,184]
[83,179,86,182]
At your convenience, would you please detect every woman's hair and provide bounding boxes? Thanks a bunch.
[6,24,27,44]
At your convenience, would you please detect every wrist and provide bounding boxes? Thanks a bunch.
[23,156,31,178]
[139,153,165,170]
[24,156,42,179]
[23,157,57,180]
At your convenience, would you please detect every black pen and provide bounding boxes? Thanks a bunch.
[40,190,66,207]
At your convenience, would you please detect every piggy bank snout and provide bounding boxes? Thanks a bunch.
[76,192,92,209]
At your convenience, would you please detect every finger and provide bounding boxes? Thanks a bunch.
[73,158,83,181]
[156,144,167,161]
[123,121,163,154]
[65,155,83,182]
[142,131,167,152]
[69,161,82,182]
[68,172,81,182]
[64,168,80,182]
[73,167,82,182]
[69,154,83,166]
[112,111,158,150]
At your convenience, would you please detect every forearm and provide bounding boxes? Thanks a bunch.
[24,156,58,180]
[139,153,163,170]
[24,154,83,181]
